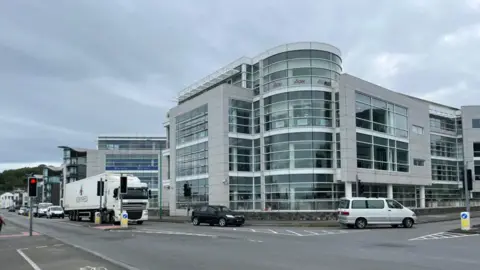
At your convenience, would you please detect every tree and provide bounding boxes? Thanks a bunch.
[0,165,46,193]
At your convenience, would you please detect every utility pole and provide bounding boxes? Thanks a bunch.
[99,178,103,215]
[464,163,471,213]
[158,153,162,219]
[356,174,360,197]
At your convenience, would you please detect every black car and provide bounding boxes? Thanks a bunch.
[8,207,15,212]
[191,205,245,227]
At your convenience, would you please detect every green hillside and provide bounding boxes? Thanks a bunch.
[0,165,46,193]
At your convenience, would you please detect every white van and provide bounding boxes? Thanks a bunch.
[337,197,417,229]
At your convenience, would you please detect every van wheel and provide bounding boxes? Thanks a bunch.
[402,218,414,228]
[355,218,367,229]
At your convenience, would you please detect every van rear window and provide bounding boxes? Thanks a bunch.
[338,199,350,209]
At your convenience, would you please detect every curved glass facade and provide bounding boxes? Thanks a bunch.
[257,47,342,211]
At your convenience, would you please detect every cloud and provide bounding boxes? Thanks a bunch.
[0,0,479,171]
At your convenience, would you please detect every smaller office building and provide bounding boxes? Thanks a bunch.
[58,135,168,209]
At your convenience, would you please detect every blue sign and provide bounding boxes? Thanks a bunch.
[461,213,469,219]
[122,212,128,219]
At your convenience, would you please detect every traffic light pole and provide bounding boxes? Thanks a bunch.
[29,197,33,236]
[464,165,471,213]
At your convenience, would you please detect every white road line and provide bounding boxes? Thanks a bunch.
[268,229,278,234]
[134,229,217,238]
[53,244,64,247]
[36,246,48,249]
[303,230,320,235]
[17,249,42,270]
[250,229,256,232]
[285,230,303,236]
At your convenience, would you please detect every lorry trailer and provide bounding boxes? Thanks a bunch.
[63,173,150,224]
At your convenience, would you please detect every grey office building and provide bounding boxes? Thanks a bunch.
[59,135,168,209]
[163,42,480,216]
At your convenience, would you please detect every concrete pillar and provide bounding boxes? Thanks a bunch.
[387,184,393,199]
[419,186,426,208]
[345,182,353,197]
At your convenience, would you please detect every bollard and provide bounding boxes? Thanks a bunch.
[460,211,471,231]
[94,212,101,225]
[120,211,128,228]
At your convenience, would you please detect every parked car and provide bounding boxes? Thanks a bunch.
[46,206,65,219]
[337,197,417,229]
[8,206,16,212]
[18,207,27,215]
[191,205,245,227]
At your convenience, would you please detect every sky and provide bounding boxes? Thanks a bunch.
[0,0,479,172]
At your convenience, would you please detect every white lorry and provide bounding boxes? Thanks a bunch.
[63,173,150,224]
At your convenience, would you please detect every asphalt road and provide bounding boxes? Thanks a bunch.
[0,217,125,270]
[2,211,480,270]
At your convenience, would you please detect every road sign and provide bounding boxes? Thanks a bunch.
[121,211,128,228]
[460,211,471,231]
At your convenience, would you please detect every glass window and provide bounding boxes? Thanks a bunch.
[367,200,385,209]
[412,125,424,135]
[386,199,403,209]
[473,119,480,128]
[351,200,367,209]
[413,159,425,166]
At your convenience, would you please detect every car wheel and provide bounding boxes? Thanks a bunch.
[402,218,414,228]
[192,217,200,226]
[218,218,227,227]
[355,218,367,229]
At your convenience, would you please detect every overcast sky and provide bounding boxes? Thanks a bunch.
[0,0,479,172]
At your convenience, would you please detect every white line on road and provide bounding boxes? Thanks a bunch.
[285,230,303,236]
[303,230,320,235]
[268,229,278,234]
[36,246,48,249]
[53,244,64,247]
[250,229,256,232]
[134,229,218,238]
[17,249,42,270]
[248,239,263,243]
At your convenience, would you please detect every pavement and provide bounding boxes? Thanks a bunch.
[148,210,480,226]
[0,218,125,270]
[2,210,480,270]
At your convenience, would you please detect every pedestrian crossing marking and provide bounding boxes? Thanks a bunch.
[409,232,479,241]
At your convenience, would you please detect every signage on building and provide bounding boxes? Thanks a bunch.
[105,166,158,171]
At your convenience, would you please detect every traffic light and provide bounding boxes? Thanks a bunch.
[97,180,104,196]
[28,177,38,197]
[183,183,191,197]
[120,176,127,194]
[358,180,365,196]
[466,169,473,191]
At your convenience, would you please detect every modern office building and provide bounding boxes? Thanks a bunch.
[58,135,168,209]
[163,41,480,215]
[42,166,62,205]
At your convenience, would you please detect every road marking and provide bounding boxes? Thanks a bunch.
[303,230,320,235]
[409,232,479,241]
[268,229,278,234]
[36,246,48,249]
[17,249,42,270]
[250,229,256,232]
[53,244,64,247]
[285,230,303,236]
[124,229,218,238]
[248,239,263,243]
